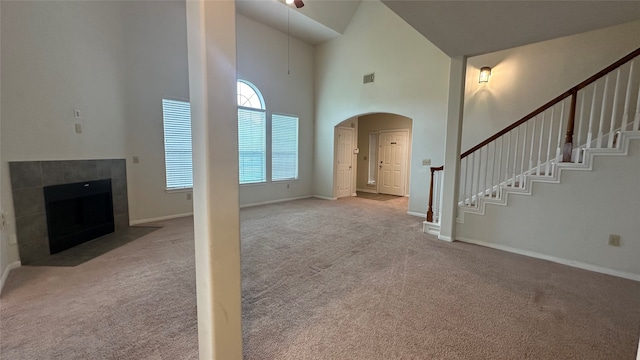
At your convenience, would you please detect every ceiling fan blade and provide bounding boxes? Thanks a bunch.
[294,0,304,9]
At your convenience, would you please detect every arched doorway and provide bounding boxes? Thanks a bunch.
[333,113,413,201]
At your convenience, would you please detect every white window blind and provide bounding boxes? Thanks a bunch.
[368,132,377,185]
[162,99,193,190]
[238,108,266,184]
[272,114,299,181]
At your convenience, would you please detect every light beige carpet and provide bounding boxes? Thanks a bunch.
[1,196,640,359]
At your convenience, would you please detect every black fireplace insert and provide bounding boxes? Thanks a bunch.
[44,179,115,254]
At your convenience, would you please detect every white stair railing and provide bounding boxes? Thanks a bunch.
[426,48,640,219]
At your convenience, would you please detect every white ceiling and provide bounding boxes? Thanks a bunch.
[237,0,640,56]
[236,0,362,45]
[382,1,640,57]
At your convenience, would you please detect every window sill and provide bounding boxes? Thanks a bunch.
[272,178,299,183]
[166,187,193,194]
[240,181,267,187]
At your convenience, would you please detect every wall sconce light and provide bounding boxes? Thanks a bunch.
[479,67,492,83]
[286,0,304,8]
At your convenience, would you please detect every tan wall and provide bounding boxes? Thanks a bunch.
[356,113,412,193]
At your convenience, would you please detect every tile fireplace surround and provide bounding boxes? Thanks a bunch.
[9,159,129,265]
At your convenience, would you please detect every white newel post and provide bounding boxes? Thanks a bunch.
[439,56,467,242]
[186,1,243,359]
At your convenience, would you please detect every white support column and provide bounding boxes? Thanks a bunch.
[439,56,467,242]
[186,1,242,359]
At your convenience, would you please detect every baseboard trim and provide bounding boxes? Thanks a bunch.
[457,236,640,282]
[240,196,312,208]
[1,261,21,294]
[130,212,193,225]
[313,195,338,201]
[438,235,453,242]
[407,211,426,218]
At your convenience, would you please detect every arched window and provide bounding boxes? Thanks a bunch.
[237,80,266,184]
[237,80,265,110]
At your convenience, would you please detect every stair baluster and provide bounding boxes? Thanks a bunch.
[545,107,555,176]
[608,69,622,148]
[496,137,503,198]
[586,82,598,150]
[596,75,610,148]
[635,64,640,131]
[573,94,584,164]
[529,116,536,173]
[520,121,528,186]
[562,91,577,162]
[622,59,635,131]
[536,112,545,175]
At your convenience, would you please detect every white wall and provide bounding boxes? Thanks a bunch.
[463,20,640,152]
[457,140,640,278]
[1,1,129,271]
[122,1,193,223]
[236,14,315,206]
[456,20,640,279]
[314,0,450,214]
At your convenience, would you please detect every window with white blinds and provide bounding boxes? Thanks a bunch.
[162,99,193,190]
[272,114,299,181]
[238,108,266,184]
[271,114,298,181]
[237,80,267,184]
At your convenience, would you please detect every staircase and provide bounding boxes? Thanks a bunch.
[425,47,640,234]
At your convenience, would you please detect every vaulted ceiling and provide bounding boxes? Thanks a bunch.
[236,0,640,56]
[382,0,640,57]
[235,0,361,45]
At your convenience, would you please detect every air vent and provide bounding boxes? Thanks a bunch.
[363,73,375,84]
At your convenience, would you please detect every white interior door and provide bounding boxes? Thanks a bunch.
[335,127,353,198]
[378,130,408,196]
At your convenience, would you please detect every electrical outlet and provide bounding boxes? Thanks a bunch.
[286,183,290,189]
[608,234,621,247]
[132,156,139,164]
[74,109,81,119]
[186,193,192,201]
